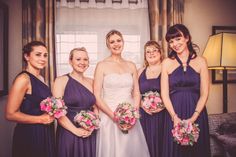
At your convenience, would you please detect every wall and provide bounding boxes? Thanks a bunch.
[0,0,22,157]
[184,0,236,114]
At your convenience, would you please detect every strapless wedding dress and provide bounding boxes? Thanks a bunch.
[96,73,150,157]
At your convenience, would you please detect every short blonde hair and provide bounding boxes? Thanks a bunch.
[69,47,88,60]
[143,40,163,67]
[105,29,124,48]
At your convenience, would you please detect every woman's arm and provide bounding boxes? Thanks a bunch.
[188,57,209,123]
[52,76,90,137]
[87,77,99,116]
[130,62,141,108]
[137,67,153,114]
[93,62,114,120]
[137,67,145,78]
[161,59,181,125]
[5,73,54,124]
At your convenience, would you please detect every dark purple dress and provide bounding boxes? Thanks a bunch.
[12,71,55,157]
[56,74,96,157]
[162,55,211,157]
[138,68,165,157]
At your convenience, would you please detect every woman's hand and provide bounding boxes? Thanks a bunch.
[152,108,164,114]
[186,112,199,124]
[141,105,164,115]
[117,123,132,132]
[74,128,92,138]
[39,113,55,124]
[173,114,181,126]
[141,105,153,115]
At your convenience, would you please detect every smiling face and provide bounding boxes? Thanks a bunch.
[69,49,89,73]
[106,30,124,55]
[24,45,48,70]
[145,45,161,65]
[168,33,189,54]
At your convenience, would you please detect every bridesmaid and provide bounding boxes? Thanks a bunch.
[138,40,165,157]
[161,24,211,157]
[52,47,97,157]
[5,41,55,157]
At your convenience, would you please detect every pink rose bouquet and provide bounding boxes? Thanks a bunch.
[40,97,67,119]
[114,102,140,134]
[172,120,200,146]
[74,110,100,131]
[142,91,165,113]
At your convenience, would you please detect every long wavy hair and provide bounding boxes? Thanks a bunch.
[165,24,199,59]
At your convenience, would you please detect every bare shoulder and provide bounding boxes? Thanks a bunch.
[95,60,108,70]
[162,58,173,67]
[138,67,145,77]
[85,77,94,85]
[13,73,30,86]
[54,75,69,85]
[195,55,208,66]
[126,60,136,70]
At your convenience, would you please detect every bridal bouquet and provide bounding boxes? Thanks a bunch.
[40,97,67,119]
[74,110,100,131]
[114,102,140,134]
[172,120,200,146]
[142,91,165,113]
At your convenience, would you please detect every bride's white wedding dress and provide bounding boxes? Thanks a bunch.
[96,73,150,157]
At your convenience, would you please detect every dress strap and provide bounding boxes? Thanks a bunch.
[143,67,147,77]
[186,54,192,65]
[66,73,71,79]
[175,53,192,66]
[175,54,192,73]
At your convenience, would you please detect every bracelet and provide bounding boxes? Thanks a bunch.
[194,110,200,115]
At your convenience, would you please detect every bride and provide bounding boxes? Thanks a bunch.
[94,29,150,157]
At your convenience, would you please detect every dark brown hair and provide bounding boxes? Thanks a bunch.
[22,40,46,64]
[165,24,198,59]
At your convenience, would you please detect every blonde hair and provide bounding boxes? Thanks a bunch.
[143,40,163,67]
[69,47,88,60]
[105,29,124,48]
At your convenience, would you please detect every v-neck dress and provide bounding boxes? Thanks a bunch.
[56,74,96,157]
[138,68,165,157]
[162,55,211,157]
[12,71,56,157]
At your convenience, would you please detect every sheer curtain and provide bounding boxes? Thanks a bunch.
[55,0,150,77]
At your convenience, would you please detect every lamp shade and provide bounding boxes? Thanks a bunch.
[203,33,236,69]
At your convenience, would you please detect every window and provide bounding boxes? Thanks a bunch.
[56,32,141,78]
[55,4,149,78]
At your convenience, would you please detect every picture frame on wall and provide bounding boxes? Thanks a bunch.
[0,2,9,96]
[211,26,236,84]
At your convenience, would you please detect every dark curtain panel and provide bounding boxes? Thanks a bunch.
[22,0,56,87]
[148,0,184,56]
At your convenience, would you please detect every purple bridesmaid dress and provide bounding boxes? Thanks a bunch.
[138,68,165,157]
[12,71,56,157]
[162,54,211,157]
[56,74,96,157]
